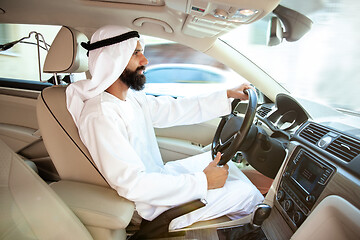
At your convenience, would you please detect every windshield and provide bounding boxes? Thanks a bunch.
[221,0,360,114]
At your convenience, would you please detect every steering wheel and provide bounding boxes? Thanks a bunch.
[211,88,258,166]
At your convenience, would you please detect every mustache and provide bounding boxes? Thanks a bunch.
[136,66,146,72]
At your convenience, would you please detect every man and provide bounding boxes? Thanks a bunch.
[66,25,263,230]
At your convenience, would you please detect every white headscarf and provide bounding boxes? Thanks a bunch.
[66,25,144,126]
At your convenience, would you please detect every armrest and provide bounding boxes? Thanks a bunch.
[129,199,206,240]
[50,180,134,230]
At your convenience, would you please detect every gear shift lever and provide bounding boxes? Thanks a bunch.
[251,203,272,227]
[217,203,272,239]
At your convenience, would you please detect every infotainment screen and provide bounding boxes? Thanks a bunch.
[291,153,324,194]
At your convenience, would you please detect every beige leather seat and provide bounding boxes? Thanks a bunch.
[37,26,134,240]
[0,138,93,240]
[38,26,106,187]
[37,85,107,186]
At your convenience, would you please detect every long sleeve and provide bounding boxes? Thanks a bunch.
[79,111,208,207]
[140,90,232,128]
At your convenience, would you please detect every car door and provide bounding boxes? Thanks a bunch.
[155,118,219,162]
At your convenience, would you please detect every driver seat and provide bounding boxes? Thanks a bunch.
[37,26,136,240]
[38,26,106,187]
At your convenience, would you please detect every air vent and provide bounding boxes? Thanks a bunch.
[326,135,360,162]
[257,106,272,118]
[299,123,329,145]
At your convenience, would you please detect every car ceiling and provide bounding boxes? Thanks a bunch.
[0,0,280,51]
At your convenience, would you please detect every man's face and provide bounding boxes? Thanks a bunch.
[120,41,148,91]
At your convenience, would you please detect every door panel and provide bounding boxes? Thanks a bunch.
[0,86,59,181]
[155,118,219,145]
[0,123,41,152]
[157,136,207,163]
[0,91,39,129]
[155,118,220,162]
[0,91,42,155]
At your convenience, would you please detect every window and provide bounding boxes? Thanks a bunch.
[221,0,360,113]
[143,37,245,97]
[145,66,225,84]
[0,24,10,45]
[0,24,61,82]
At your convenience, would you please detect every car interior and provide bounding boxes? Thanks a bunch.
[1,0,360,240]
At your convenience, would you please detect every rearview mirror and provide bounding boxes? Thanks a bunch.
[267,17,283,46]
[267,5,313,46]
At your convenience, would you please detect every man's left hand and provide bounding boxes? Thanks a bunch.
[227,83,253,100]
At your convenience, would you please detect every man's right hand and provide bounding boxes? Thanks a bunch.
[203,152,229,190]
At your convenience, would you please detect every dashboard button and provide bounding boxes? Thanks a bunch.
[283,172,290,178]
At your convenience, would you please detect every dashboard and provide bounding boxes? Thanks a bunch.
[257,94,309,135]
[253,93,360,239]
[255,93,360,178]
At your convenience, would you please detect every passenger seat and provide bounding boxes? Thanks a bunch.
[0,138,93,239]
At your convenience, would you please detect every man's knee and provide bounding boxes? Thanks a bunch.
[223,181,260,202]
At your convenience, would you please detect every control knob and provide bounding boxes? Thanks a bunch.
[284,199,294,212]
[293,211,305,225]
[276,190,285,202]
[305,195,315,203]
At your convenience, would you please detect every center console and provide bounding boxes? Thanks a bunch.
[276,148,335,229]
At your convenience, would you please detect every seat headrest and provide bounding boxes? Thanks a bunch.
[43,26,88,73]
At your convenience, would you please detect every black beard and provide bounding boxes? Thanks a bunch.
[120,66,146,91]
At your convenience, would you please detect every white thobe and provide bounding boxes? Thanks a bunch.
[78,90,264,229]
